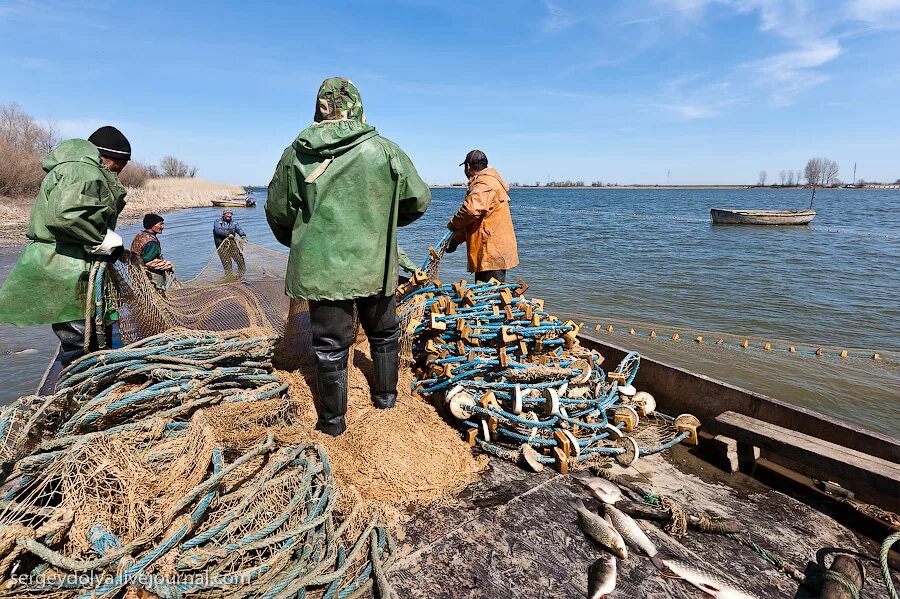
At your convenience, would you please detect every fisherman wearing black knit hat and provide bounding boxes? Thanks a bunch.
[88,125,131,173]
[0,125,133,378]
[131,213,174,293]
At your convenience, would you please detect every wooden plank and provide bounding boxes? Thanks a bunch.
[390,450,888,598]
[715,411,900,503]
[578,333,899,464]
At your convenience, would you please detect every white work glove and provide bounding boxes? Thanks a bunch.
[90,230,123,255]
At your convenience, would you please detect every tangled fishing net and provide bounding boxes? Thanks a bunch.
[394,233,696,473]
[0,332,406,598]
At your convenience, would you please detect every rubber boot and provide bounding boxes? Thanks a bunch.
[51,320,88,367]
[315,367,348,436]
[371,336,399,409]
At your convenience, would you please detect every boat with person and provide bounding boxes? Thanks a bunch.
[710,208,816,225]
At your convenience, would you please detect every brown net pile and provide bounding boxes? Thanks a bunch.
[111,238,291,344]
[0,417,396,598]
[204,338,488,531]
[0,331,414,598]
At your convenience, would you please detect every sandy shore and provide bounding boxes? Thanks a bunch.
[0,177,244,247]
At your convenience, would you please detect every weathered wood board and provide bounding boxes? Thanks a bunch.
[388,446,898,598]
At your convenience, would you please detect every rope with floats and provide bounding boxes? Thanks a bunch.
[397,236,699,474]
[591,322,896,364]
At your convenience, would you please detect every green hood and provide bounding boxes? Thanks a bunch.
[42,138,103,173]
[314,76,365,123]
[0,138,126,327]
[292,120,379,158]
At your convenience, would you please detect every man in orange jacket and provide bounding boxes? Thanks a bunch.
[447,150,519,282]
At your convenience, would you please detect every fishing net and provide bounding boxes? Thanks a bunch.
[110,239,291,344]
[0,332,412,598]
[394,233,697,473]
[0,424,396,598]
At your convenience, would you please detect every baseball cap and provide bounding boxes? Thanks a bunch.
[459,149,488,166]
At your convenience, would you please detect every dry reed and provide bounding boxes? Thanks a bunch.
[1,177,244,247]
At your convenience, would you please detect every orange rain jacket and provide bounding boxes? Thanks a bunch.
[448,167,519,273]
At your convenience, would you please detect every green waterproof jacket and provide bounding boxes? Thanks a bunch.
[0,139,126,326]
[267,108,431,300]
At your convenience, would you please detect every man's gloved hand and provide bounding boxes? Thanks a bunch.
[90,230,124,256]
[146,258,174,271]
[446,241,459,254]
[110,246,125,261]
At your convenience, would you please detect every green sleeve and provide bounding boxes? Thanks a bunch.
[265,149,303,248]
[391,148,432,227]
[141,241,161,263]
[397,246,417,274]
[45,178,116,246]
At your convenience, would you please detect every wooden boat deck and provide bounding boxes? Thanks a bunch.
[389,446,896,598]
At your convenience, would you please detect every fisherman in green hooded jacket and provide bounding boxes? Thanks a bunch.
[267,77,431,436]
[0,126,130,367]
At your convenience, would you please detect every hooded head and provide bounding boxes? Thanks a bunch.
[314,77,365,123]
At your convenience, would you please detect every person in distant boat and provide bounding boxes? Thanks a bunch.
[0,126,131,368]
[131,214,174,293]
[446,149,519,282]
[266,77,431,436]
[213,210,247,276]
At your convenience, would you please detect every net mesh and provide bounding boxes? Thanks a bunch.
[99,239,484,529]
[112,239,292,344]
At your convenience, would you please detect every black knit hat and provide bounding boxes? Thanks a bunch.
[143,213,164,229]
[88,126,131,161]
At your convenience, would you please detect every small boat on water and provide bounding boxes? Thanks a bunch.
[212,198,256,208]
[710,208,816,225]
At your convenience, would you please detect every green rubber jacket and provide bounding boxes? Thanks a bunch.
[0,139,126,326]
[267,116,431,301]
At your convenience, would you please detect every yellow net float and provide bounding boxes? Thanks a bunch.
[614,405,640,432]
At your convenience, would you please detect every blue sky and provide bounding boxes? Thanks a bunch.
[2,0,899,185]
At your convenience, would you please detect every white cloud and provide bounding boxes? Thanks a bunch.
[846,0,900,23]
[541,0,578,34]
[633,0,851,115]
[666,103,720,119]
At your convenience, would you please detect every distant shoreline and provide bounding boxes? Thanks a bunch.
[430,184,899,190]
[0,178,243,248]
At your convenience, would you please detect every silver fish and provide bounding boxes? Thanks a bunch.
[664,559,760,599]
[571,471,623,504]
[605,504,659,558]
[587,554,616,599]
[572,499,629,560]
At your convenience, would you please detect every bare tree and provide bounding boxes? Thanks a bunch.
[0,103,62,198]
[758,170,768,186]
[786,170,794,186]
[0,102,60,155]
[779,170,786,185]
[805,157,840,186]
[822,159,839,186]
[159,155,198,178]
[804,159,820,185]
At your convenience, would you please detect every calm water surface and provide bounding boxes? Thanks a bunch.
[2,187,898,436]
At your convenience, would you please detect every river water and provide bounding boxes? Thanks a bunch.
[1,187,898,437]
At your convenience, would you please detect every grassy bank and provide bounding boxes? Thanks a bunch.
[0,177,244,248]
